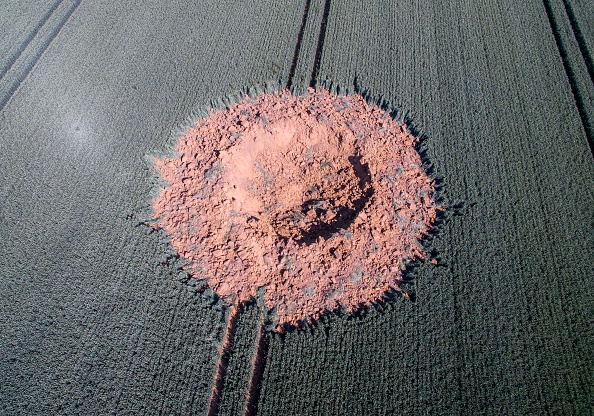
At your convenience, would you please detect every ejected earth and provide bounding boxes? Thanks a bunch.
[1,1,593,415]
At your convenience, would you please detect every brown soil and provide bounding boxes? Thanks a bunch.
[152,88,438,329]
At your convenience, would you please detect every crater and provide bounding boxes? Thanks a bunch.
[151,88,438,330]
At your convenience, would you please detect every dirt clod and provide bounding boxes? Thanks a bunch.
[152,88,438,330]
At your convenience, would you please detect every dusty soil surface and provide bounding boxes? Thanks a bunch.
[152,88,438,328]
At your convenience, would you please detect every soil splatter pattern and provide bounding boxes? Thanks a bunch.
[152,88,438,329]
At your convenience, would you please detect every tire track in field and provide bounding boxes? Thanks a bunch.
[203,1,337,411]
[0,0,64,83]
[206,2,336,413]
[207,305,243,416]
[542,0,594,157]
[241,3,335,413]
[561,0,594,86]
[287,0,313,88]
[0,0,83,112]
[309,0,332,87]
[243,326,268,416]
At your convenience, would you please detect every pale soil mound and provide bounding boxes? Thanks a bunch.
[152,88,438,329]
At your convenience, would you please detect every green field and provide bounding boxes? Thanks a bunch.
[1,0,592,414]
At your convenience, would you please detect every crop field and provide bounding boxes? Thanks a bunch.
[0,0,592,415]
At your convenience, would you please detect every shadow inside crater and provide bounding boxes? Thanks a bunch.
[294,155,373,245]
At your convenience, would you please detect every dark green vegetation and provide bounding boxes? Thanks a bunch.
[1,0,592,415]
